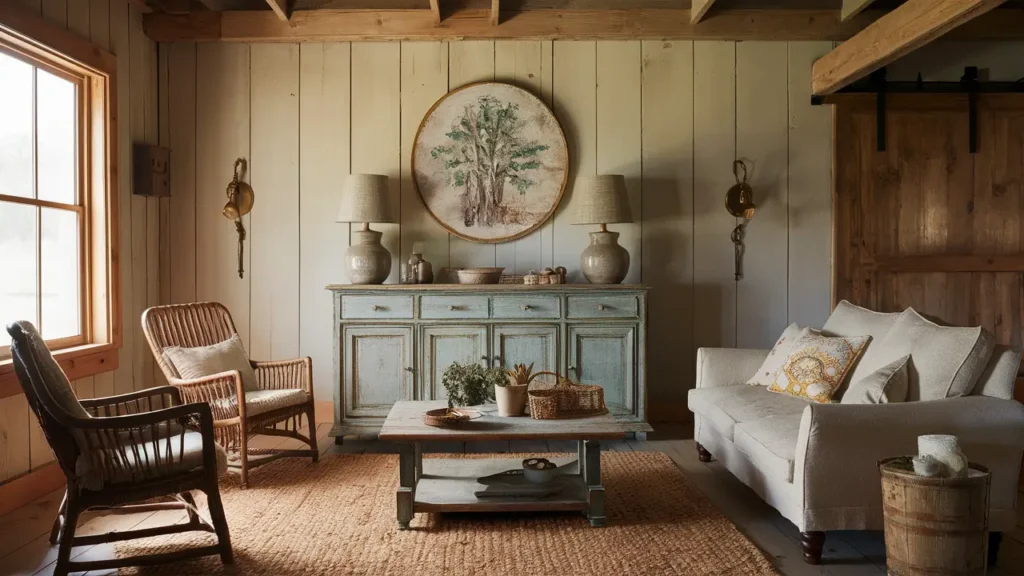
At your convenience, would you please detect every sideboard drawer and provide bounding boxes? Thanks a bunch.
[420,296,490,319]
[492,296,561,319]
[341,295,414,319]
[567,295,638,319]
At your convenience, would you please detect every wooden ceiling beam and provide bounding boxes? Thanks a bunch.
[689,0,717,24]
[490,0,499,26]
[812,0,1007,96]
[429,0,441,24]
[142,7,1024,43]
[840,0,878,22]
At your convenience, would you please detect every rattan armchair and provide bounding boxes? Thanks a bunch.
[142,302,318,487]
[6,321,233,576]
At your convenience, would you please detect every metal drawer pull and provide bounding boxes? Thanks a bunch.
[521,304,532,311]
[371,304,384,311]
[448,305,459,311]
[404,367,414,372]
[597,304,607,311]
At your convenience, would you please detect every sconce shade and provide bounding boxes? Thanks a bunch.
[337,174,397,224]
[572,175,633,225]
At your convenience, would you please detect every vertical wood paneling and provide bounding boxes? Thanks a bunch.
[0,396,30,481]
[351,43,401,283]
[67,0,88,37]
[41,0,65,27]
[401,42,450,272]
[787,42,834,329]
[693,41,736,349]
[736,42,789,349]
[128,4,148,391]
[551,41,596,284]
[110,0,134,397]
[144,15,160,387]
[196,43,251,347]
[250,44,300,360]
[299,42,351,403]
[169,42,197,305]
[641,40,694,409]
[447,41,497,269]
[539,40,555,270]
[596,41,642,284]
[158,42,171,310]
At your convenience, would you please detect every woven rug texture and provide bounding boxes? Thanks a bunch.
[115,451,777,575]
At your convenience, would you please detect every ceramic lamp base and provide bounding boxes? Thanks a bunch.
[348,228,392,284]
[580,230,629,284]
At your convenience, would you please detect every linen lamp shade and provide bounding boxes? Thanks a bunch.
[572,175,633,225]
[337,174,396,224]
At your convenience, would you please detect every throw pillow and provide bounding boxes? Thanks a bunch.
[768,332,870,403]
[822,300,900,387]
[163,335,259,392]
[746,323,809,386]
[840,355,910,404]
[867,308,994,401]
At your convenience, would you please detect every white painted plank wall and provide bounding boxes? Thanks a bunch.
[1,0,160,482]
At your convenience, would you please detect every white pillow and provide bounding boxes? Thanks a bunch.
[163,335,259,392]
[746,324,809,386]
[841,355,909,404]
[822,300,899,386]
[868,308,994,401]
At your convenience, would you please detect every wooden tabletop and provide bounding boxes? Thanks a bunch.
[378,401,626,442]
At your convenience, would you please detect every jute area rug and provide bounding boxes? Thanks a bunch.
[116,451,777,575]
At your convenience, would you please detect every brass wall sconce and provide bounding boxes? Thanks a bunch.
[222,158,255,279]
[725,160,756,281]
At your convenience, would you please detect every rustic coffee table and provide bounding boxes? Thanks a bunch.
[378,400,626,529]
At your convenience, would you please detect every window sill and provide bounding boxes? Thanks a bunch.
[0,343,119,399]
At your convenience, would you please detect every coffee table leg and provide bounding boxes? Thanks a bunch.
[577,440,586,482]
[585,440,605,527]
[397,443,415,530]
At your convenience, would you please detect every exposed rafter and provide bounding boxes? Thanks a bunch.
[490,0,499,26]
[840,0,878,22]
[429,0,441,25]
[689,0,718,24]
[811,0,1007,96]
[265,0,292,23]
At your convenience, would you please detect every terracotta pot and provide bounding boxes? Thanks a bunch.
[495,383,528,417]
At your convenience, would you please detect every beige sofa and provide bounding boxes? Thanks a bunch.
[687,302,1024,565]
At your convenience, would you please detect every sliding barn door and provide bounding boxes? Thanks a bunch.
[834,93,1023,383]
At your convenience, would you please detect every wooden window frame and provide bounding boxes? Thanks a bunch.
[0,2,120,396]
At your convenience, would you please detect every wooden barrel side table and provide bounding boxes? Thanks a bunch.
[879,457,992,576]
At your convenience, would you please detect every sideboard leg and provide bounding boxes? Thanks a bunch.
[696,442,712,463]
[334,435,344,446]
[584,440,605,527]
[633,432,648,442]
[800,531,825,565]
[989,532,1003,567]
[396,443,415,530]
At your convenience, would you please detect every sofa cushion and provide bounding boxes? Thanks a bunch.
[868,308,994,401]
[972,345,1022,400]
[734,414,802,483]
[746,324,809,386]
[822,300,900,389]
[768,332,870,403]
[841,354,910,404]
[689,384,811,440]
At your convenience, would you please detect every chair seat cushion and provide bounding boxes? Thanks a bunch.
[243,389,309,417]
[688,384,810,440]
[78,423,228,491]
[733,415,802,483]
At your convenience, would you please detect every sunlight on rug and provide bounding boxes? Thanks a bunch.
[115,451,777,575]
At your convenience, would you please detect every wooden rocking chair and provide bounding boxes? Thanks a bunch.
[142,302,319,487]
[6,321,233,576]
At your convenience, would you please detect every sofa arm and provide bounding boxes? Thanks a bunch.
[695,347,768,389]
[795,397,1024,531]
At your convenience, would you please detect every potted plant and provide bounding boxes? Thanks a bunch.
[496,363,540,417]
[441,362,503,409]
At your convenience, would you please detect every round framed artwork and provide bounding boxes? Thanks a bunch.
[412,82,569,244]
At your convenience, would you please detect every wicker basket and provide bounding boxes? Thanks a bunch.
[422,408,471,428]
[527,371,607,419]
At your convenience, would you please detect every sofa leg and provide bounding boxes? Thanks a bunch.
[989,532,1003,567]
[696,442,712,463]
[800,531,825,565]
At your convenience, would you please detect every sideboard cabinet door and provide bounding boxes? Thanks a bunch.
[421,326,489,401]
[567,325,636,416]
[343,326,414,418]
[492,325,559,375]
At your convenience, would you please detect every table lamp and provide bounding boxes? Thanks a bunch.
[572,175,633,284]
[337,174,396,284]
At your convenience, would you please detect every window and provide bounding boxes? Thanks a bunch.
[0,4,120,383]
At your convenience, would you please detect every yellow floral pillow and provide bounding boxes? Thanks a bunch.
[768,332,870,403]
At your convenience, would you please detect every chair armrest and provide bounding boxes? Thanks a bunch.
[795,397,1024,529]
[252,357,313,399]
[80,385,182,416]
[695,347,768,389]
[168,371,245,423]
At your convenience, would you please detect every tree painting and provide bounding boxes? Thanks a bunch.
[429,95,550,228]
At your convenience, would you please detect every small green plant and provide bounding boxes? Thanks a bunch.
[441,362,504,408]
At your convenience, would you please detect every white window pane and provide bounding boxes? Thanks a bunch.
[0,53,34,199]
[41,208,79,339]
[0,202,38,329]
[37,70,77,205]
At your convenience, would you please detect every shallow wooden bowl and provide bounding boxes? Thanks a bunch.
[456,267,505,284]
[423,408,471,428]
